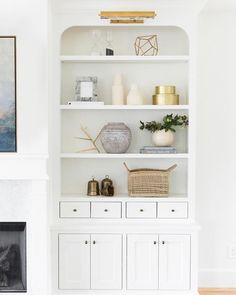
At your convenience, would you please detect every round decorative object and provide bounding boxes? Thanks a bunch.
[100,123,132,153]
[152,130,174,147]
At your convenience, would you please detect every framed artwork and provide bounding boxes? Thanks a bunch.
[0,36,16,152]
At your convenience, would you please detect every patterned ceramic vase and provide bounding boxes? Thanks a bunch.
[100,123,132,153]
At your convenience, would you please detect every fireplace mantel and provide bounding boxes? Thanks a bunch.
[0,154,48,180]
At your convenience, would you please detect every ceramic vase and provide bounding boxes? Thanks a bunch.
[127,84,143,105]
[112,74,125,105]
[152,130,174,147]
[100,122,132,153]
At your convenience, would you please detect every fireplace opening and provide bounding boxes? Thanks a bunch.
[0,222,26,292]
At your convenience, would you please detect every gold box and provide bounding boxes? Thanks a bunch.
[152,94,179,105]
[155,85,176,94]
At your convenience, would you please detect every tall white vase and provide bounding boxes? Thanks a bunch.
[127,84,143,105]
[112,74,125,105]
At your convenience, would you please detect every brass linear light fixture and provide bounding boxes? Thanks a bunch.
[99,11,157,24]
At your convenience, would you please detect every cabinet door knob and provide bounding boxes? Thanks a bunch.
[73,209,77,212]
[93,241,96,244]
[153,241,157,245]
[171,209,175,212]
[85,240,88,244]
[140,209,144,212]
[162,241,165,245]
[104,209,108,212]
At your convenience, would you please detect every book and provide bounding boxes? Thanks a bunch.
[67,101,104,105]
[140,146,177,154]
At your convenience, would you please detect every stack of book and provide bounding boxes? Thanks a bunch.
[140,146,177,154]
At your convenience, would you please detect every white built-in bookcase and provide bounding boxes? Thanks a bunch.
[58,25,190,202]
[50,1,201,294]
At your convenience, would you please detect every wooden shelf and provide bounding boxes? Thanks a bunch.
[60,105,189,110]
[61,55,189,63]
[60,153,189,159]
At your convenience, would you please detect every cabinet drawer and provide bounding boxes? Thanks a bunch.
[60,202,91,218]
[91,202,122,218]
[157,202,188,218]
[126,202,157,218]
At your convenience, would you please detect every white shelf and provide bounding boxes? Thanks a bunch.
[61,55,189,63]
[60,193,188,202]
[60,105,189,110]
[60,153,188,159]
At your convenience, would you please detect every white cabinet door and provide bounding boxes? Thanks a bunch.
[91,234,122,290]
[59,234,90,290]
[159,235,190,290]
[127,234,159,290]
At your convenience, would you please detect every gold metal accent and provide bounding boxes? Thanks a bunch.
[75,125,102,153]
[111,20,144,24]
[135,35,158,56]
[100,11,156,18]
[155,85,176,94]
[99,11,156,24]
[87,177,100,196]
[152,94,179,105]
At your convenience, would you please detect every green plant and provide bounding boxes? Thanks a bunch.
[139,114,188,133]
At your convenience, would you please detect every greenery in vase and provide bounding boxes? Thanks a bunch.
[139,114,189,133]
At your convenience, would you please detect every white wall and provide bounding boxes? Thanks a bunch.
[0,1,49,294]
[0,0,48,154]
[197,8,236,287]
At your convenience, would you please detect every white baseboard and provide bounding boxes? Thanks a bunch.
[199,269,236,287]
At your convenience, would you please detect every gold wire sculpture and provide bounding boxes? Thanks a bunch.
[134,35,158,56]
[75,126,102,153]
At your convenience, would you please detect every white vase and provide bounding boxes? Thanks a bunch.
[152,130,174,147]
[112,74,125,105]
[127,84,143,105]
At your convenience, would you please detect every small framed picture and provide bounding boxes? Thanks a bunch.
[75,76,98,101]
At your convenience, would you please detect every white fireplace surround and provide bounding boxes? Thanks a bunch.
[0,178,48,295]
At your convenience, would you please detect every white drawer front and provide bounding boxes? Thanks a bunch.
[157,202,188,218]
[91,202,122,218]
[126,202,157,218]
[60,202,91,218]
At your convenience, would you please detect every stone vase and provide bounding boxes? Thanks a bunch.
[100,123,132,153]
[152,130,174,147]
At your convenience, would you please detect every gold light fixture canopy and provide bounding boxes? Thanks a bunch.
[99,11,157,24]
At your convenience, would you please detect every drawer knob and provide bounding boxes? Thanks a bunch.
[85,241,88,244]
[73,209,77,212]
[153,241,157,245]
[104,209,108,212]
[162,241,165,245]
[140,209,144,212]
[171,209,175,212]
[93,241,96,244]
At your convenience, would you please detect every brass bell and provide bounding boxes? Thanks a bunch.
[101,175,114,196]
[87,177,100,196]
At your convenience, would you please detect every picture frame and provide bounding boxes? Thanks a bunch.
[0,36,17,152]
[75,76,98,102]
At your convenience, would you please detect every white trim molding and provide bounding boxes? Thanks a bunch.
[199,268,236,288]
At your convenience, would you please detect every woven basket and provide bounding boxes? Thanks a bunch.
[124,162,177,197]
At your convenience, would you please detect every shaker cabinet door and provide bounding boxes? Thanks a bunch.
[58,234,90,290]
[91,234,122,290]
[159,235,190,290]
[127,234,159,290]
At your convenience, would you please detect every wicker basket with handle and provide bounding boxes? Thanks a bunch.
[123,162,177,197]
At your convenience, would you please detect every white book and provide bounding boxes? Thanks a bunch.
[67,101,104,105]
